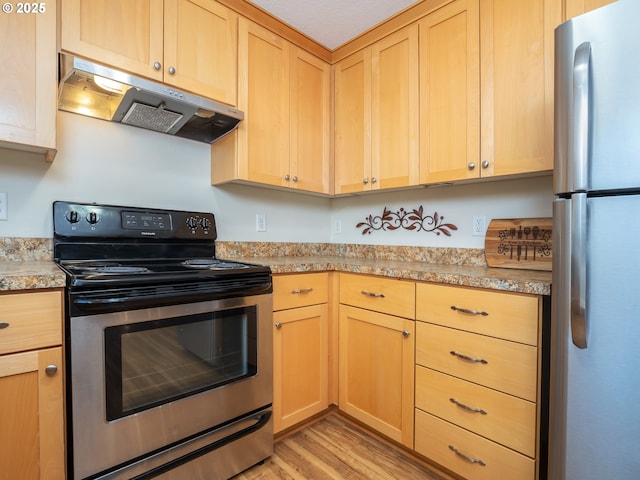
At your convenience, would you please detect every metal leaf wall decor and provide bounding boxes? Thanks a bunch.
[356,206,458,236]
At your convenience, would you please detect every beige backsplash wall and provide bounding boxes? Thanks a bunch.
[0,112,552,249]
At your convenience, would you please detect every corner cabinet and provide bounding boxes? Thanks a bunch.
[272,273,329,433]
[338,274,415,448]
[0,290,65,479]
[211,18,331,194]
[414,283,544,480]
[0,1,56,161]
[60,0,238,105]
[564,0,616,18]
[334,24,419,194]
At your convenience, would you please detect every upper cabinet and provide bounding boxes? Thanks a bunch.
[420,0,560,184]
[60,0,238,106]
[479,0,561,178]
[211,18,331,195]
[564,0,617,19]
[0,1,57,161]
[334,25,419,194]
[419,0,480,183]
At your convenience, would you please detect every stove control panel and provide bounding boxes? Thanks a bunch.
[53,201,217,240]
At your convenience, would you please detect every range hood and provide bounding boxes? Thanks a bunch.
[58,54,243,144]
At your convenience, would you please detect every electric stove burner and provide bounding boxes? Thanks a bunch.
[181,259,250,270]
[72,263,152,274]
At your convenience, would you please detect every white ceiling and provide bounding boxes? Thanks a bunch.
[249,0,419,50]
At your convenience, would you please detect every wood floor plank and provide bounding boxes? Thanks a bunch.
[232,413,455,480]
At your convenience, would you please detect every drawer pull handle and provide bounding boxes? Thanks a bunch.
[448,445,486,467]
[275,322,282,329]
[449,397,487,415]
[450,305,488,316]
[450,350,488,364]
[361,290,385,298]
[291,288,313,294]
[0,322,9,329]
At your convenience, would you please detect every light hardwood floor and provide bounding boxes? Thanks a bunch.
[233,412,458,480]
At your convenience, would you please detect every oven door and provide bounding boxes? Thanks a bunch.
[68,293,272,480]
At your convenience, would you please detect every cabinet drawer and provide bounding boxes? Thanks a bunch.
[416,322,537,401]
[0,291,62,355]
[416,283,539,345]
[415,409,535,480]
[416,366,536,457]
[339,273,415,318]
[273,273,329,310]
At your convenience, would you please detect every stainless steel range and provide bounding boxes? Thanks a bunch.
[53,201,273,480]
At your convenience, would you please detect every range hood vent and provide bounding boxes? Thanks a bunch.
[58,55,243,144]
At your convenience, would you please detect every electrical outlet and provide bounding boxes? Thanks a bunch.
[334,219,342,234]
[256,214,266,232]
[472,215,486,236]
[0,193,7,221]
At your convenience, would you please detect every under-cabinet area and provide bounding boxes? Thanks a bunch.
[271,271,549,480]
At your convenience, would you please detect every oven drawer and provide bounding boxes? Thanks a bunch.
[0,291,62,355]
[273,273,329,310]
[416,366,536,457]
[415,409,535,480]
[416,322,537,401]
[339,273,415,318]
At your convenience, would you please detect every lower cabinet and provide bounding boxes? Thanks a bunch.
[414,282,543,480]
[338,274,415,448]
[0,290,65,480]
[272,273,329,433]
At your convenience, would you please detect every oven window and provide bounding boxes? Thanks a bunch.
[104,306,257,420]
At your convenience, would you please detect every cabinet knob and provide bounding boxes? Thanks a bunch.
[153,62,162,71]
[0,322,9,329]
[168,66,176,75]
[275,322,282,329]
[292,176,298,182]
[468,162,476,170]
[482,160,490,169]
[363,178,369,184]
[402,330,410,337]
[371,177,377,184]
[45,365,58,376]
[284,174,290,181]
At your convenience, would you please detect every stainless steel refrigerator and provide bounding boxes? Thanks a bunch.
[551,0,640,478]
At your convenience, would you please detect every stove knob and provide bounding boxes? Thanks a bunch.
[66,210,80,224]
[186,216,198,229]
[199,218,211,230]
[86,211,99,225]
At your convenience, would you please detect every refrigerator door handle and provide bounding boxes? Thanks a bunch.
[571,192,588,348]
[571,42,591,191]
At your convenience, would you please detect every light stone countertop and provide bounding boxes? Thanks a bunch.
[0,261,66,291]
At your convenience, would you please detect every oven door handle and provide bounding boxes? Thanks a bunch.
[129,410,272,480]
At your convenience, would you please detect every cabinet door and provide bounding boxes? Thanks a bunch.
[237,19,290,187]
[480,0,561,177]
[565,0,616,19]
[60,0,164,81]
[290,47,331,194]
[419,0,480,183]
[339,304,414,447]
[164,0,238,105]
[371,25,419,190]
[0,348,64,480]
[0,2,56,159]
[273,304,328,433]
[334,50,372,194]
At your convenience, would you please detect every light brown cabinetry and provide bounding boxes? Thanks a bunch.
[0,290,65,479]
[0,1,56,161]
[338,273,415,447]
[334,25,419,194]
[414,282,542,480]
[564,0,616,18]
[60,0,238,105]
[211,18,331,194]
[272,273,329,433]
[420,0,560,183]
